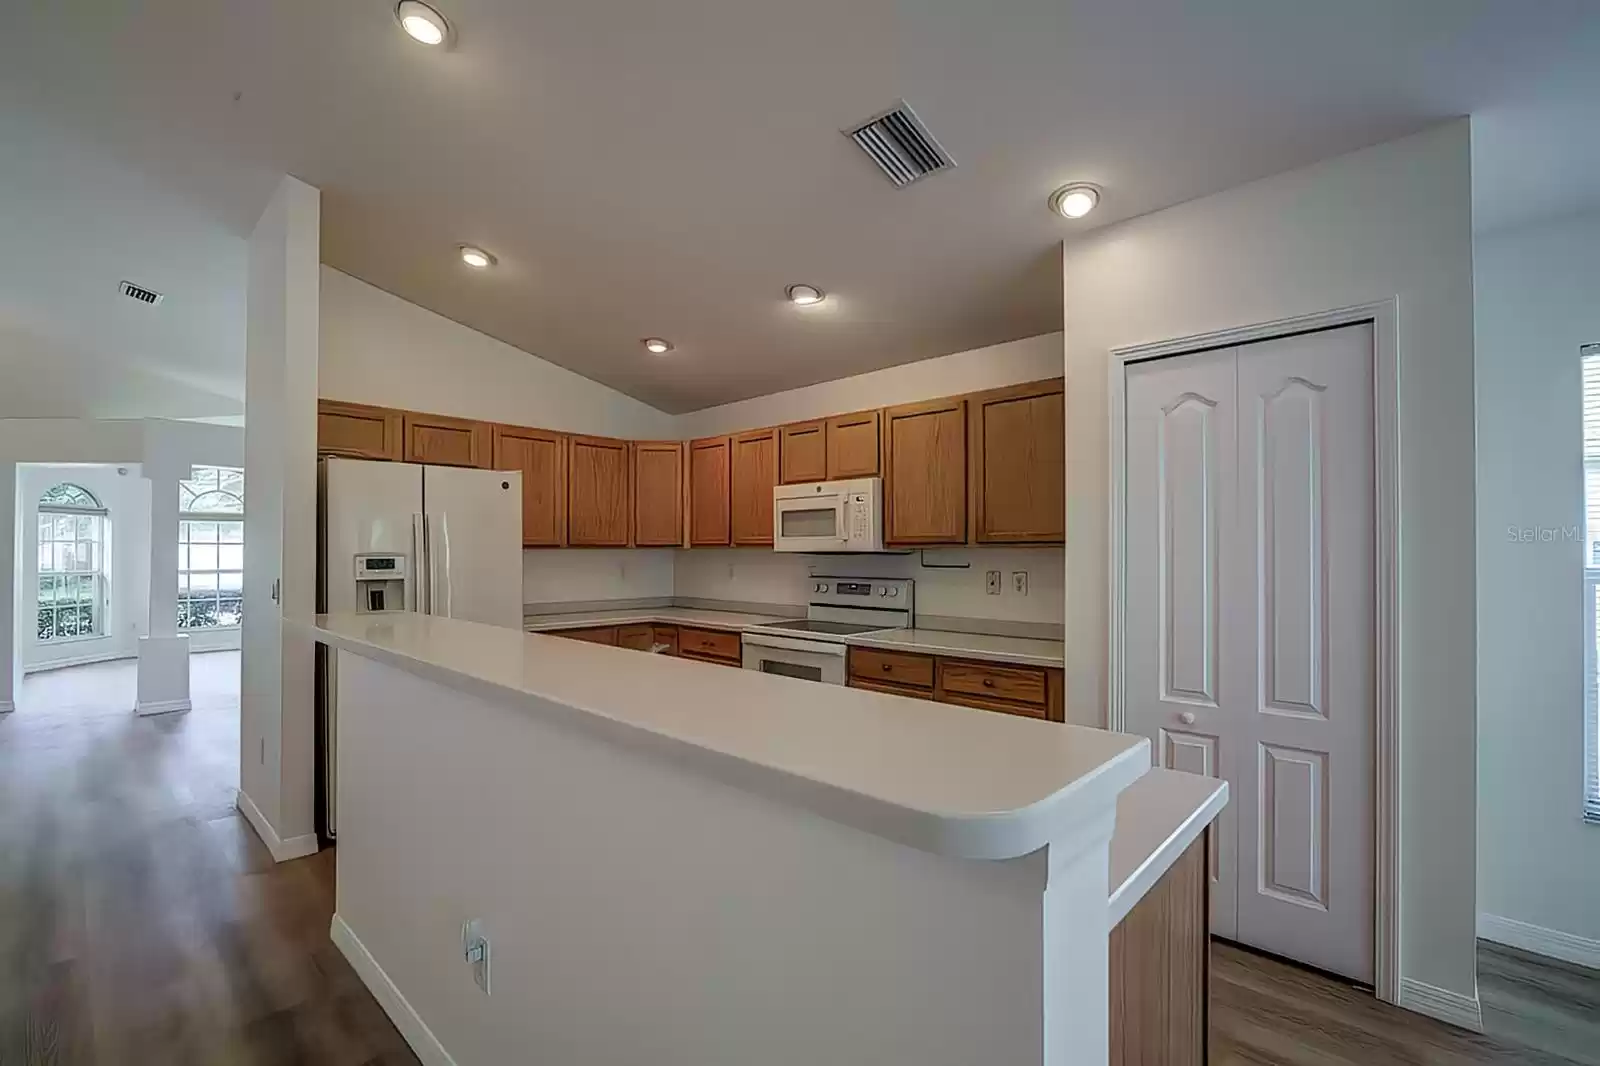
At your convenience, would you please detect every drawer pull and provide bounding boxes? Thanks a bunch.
[882,663,892,671]
[983,678,995,688]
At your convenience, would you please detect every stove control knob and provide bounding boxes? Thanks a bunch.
[878,587,889,597]
[814,582,828,594]
[887,588,899,598]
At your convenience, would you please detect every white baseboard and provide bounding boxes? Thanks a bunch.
[235,789,320,863]
[1479,913,1600,970]
[1397,978,1483,1032]
[135,697,192,716]
[330,914,456,1066]
[24,649,137,675]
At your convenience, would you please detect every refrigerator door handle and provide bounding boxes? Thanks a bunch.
[432,511,453,618]
[412,512,428,614]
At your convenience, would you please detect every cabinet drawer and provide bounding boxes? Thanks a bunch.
[617,624,655,651]
[938,659,1047,705]
[848,676,932,700]
[556,626,618,646]
[678,626,741,661]
[652,626,679,655]
[938,690,1048,720]
[848,647,934,689]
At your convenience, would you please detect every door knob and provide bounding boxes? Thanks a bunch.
[1179,711,1196,725]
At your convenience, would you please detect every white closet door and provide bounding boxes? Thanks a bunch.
[1125,348,1240,939]
[1232,326,1374,983]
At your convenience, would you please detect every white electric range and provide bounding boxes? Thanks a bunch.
[741,578,914,685]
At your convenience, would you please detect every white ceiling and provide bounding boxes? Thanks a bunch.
[2,0,1598,414]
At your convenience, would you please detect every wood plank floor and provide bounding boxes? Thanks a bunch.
[2,656,1595,1064]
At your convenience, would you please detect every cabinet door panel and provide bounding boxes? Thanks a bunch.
[617,624,655,651]
[780,421,828,484]
[883,399,966,544]
[731,428,779,545]
[493,426,566,547]
[633,441,684,546]
[318,400,402,460]
[568,435,631,547]
[689,437,731,546]
[970,379,1065,543]
[827,410,881,478]
[403,412,491,467]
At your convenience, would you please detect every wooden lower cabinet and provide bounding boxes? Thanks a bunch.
[553,626,618,646]
[1110,833,1209,1065]
[617,624,655,651]
[847,648,1064,723]
[677,626,741,664]
[651,626,679,656]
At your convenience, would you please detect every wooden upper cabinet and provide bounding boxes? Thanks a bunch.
[730,428,779,545]
[779,421,828,484]
[567,435,631,547]
[492,425,566,547]
[318,400,402,461]
[882,397,967,545]
[688,436,731,546]
[969,378,1065,544]
[632,441,684,547]
[826,409,881,479]
[402,412,492,468]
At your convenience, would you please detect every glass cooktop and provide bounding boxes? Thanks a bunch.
[751,619,889,636]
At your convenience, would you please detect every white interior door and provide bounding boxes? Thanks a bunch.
[1124,324,1375,983]
[422,466,524,629]
[1125,347,1240,939]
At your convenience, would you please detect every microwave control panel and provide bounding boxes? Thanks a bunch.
[850,493,871,535]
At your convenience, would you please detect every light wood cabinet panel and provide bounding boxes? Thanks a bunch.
[937,689,1050,720]
[677,626,741,662]
[827,409,881,479]
[688,436,731,546]
[554,626,618,646]
[567,435,631,547]
[730,428,779,546]
[652,626,680,656]
[937,659,1048,707]
[847,647,935,690]
[317,400,402,461]
[492,425,566,547]
[882,398,967,545]
[632,441,684,547]
[847,677,930,699]
[780,421,828,484]
[969,379,1065,544]
[402,412,491,468]
[1110,832,1209,1066]
[617,624,655,651]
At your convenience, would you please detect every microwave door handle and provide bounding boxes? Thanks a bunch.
[837,497,851,545]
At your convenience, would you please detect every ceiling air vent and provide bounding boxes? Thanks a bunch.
[845,101,954,189]
[118,280,164,306]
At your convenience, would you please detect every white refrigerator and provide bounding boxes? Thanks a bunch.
[317,457,524,839]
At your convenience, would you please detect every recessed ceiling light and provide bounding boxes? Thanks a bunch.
[459,245,495,269]
[396,0,450,46]
[1049,183,1100,219]
[786,284,826,306]
[643,338,674,355]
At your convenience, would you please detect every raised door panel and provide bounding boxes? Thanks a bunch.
[826,410,880,478]
[403,413,491,468]
[318,400,402,460]
[970,380,1064,544]
[492,426,566,547]
[633,441,684,547]
[780,421,828,484]
[882,399,966,545]
[730,429,779,546]
[689,437,731,546]
[567,435,631,547]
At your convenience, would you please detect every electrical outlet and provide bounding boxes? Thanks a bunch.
[985,570,1001,595]
[463,918,491,994]
[1011,571,1028,596]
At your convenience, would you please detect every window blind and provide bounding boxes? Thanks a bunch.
[1582,344,1600,823]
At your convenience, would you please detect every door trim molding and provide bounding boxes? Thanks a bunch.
[1106,299,1401,1007]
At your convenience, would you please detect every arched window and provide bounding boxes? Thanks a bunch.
[37,482,108,642]
[178,465,245,629]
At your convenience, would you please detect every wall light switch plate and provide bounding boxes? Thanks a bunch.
[1011,571,1028,596]
[986,570,1001,595]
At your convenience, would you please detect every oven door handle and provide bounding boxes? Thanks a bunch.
[742,635,848,657]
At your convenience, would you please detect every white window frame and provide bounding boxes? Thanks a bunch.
[178,465,244,631]
[36,483,109,644]
[1582,344,1600,824]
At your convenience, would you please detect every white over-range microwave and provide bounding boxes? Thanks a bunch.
[772,477,885,553]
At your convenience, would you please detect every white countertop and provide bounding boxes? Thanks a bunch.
[1107,768,1229,926]
[843,627,1065,668]
[308,612,1149,862]
[523,606,794,632]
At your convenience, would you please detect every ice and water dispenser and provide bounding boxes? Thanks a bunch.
[353,553,408,613]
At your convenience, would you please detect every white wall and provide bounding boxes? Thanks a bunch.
[1062,122,1478,998]
[1475,208,1600,948]
[522,550,675,607]
[677,333,1063,439]
[17,464,149,671]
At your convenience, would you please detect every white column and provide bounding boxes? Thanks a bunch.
[0,463,19,713]
[1042,809,1118,1066]
[240,175,321,859]
[135,468,190,715]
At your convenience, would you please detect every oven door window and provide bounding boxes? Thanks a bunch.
[779,504,839,539]
[758,658,825,682]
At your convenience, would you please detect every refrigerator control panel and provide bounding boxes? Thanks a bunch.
[354,554,409,613]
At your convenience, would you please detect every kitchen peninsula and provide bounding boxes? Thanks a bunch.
[308,611,1224,1065]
